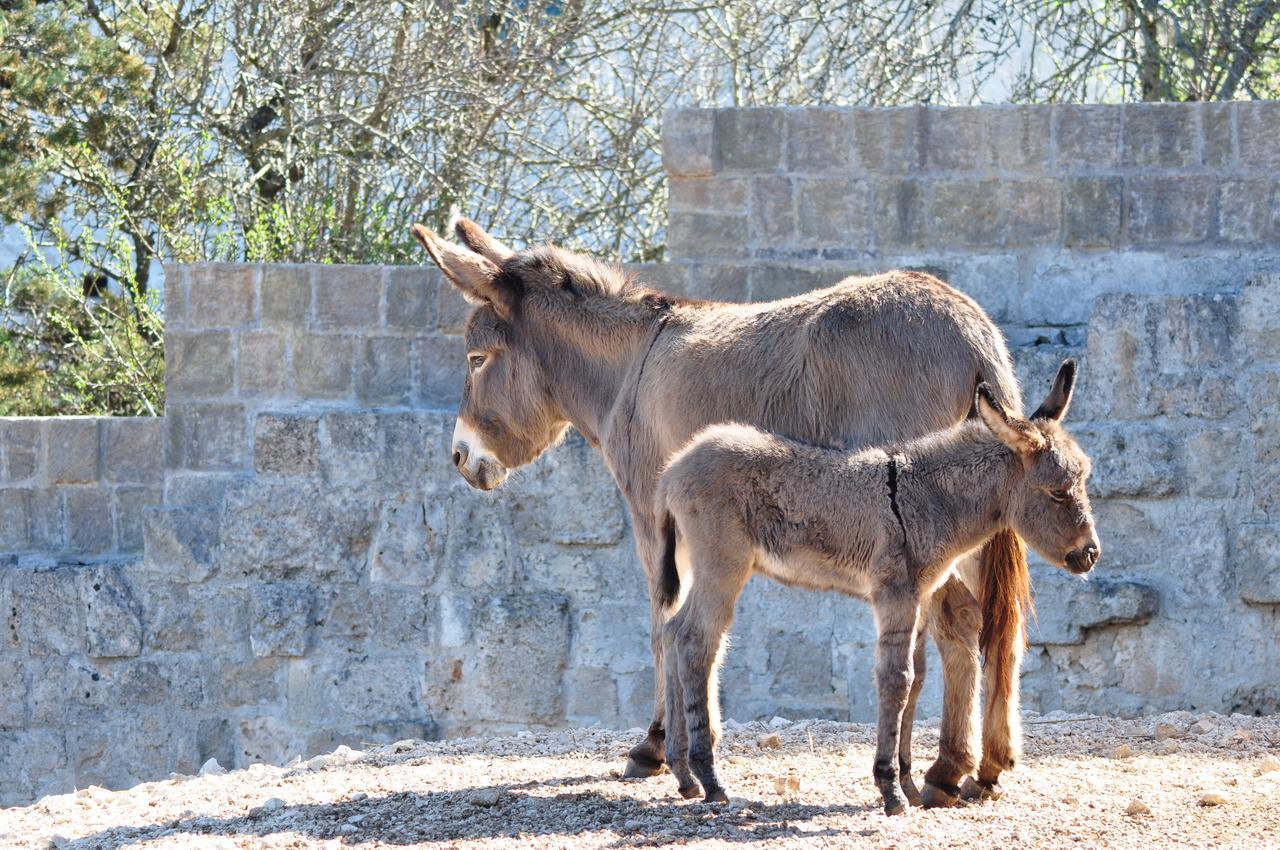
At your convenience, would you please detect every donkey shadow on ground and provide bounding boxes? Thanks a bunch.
[64,772,872,849]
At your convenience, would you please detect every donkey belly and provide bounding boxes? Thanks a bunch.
[753,548,873,601]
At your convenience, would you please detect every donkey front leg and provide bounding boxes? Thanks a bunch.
[871,590,922,816]
[624,531,670,779]
[896,624,928,807]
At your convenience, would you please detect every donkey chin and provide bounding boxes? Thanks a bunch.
[1062,539,1102,575]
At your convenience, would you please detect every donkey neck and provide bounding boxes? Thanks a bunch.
[893,422,1022,562]
[525,295,667,446]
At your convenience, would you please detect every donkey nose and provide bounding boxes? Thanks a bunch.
[452,443,469,470]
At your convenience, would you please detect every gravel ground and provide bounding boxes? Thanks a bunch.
[4,711,1279,850]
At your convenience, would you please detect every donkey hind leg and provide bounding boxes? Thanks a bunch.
[922,575,981,808]
[661,623,700,798]
[624,534,671,779]
[674,598,736,804]
[962,635,1024,802]
[896,624,928,807]
[871,590,923,816]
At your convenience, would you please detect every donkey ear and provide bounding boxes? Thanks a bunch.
[412,224,518,317]
[453,217,515,265]
[1030,359,1077,422]
[976,383,1044,455]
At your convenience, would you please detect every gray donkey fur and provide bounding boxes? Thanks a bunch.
[412,218,1036,803]
[655,363,1100,813]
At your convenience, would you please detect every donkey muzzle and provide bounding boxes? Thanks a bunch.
[452,441,508,490]
[1064,541,1100,574]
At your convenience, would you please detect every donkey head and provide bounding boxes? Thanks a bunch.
[976,360,1101,575]
[412,218,629,490]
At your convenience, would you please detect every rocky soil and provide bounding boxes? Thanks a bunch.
[3,711,1278,850]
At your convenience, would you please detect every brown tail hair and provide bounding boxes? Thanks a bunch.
[977,528,1034,705]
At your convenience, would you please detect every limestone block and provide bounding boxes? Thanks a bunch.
[986,104,1050,171]
[1090,499,1227,582]
[926,179,1002,247]
[666,211,749,261]
[467,592,570,725]
[292,334,354,399]
[385,266,437,332]
[167,402,246,471]
[1184,428,1246,498]
[1234,523,1280,604]
[508,431,624,547]
[48,418,99,484]
[661,108,715,178]
[1122,103,1199,167]
[415,335,465,408]
[0,729,69,807]
[1074,425,1183,498]
[314,584,436,651]
[142,505,221,582]
[161,264,191,327]
[320,411,380,486]
[1237,101,1280,169]
[0,488,64,553]
[795,178,871,248]
[76,565,142,657]
[29,658,108,725]
[1053,104,1121,169]
[237,715,298,766]
[254,414,320,476]
[1217,178,1279,244]
[65,487,115,555]
[1002,179,1062,246]
[166,331,234,398]
[377,412,448,487]
[851,106,922,173]
[767,630,837,716]
[237,330,287,396]
[1201,101,1235,168]
[250,582,314,657]
[1126,176,1215,244]
[0,657,27,726]
[9,566,83,656]
[189,264,257,328]
[358,336,413,406]
[1,419,42,483]
[1243,274,1280,362]
[1028,568,1159,645]
[571,603,653,675]
[369,492,444,585]
[260,265,312,327]
[713,108,782,172]
[314,265,381,330]
[1063,177,1123,248]
[0,489,33,552]
[216,479,375,582]
[749,176,795,244]
[287,654,428,726]
[216,655,282,707]
[442,494,515,589]
[668,177,747,213]
[922,106,985,171]
[565,666,619,727]
[872,178,925,249]
[103,418,163,484]
[436,279,471,335]
[785,109,855,172]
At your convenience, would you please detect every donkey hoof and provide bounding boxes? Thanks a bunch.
[921,782,962,809]
[883,799,908,817]
[623,754,668,779]
[704,787,729,804]
[678,784,703,800]
[960,777,1002,802]
[901,774,924,807]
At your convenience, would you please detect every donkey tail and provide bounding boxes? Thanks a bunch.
[978,528,1035,704]
[658,512,681,611]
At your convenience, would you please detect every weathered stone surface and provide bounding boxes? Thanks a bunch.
[0,419,42,483]
[1242,274,1280,362]
[142,506,221,582]
[666,211,749,260]
[260,266,311,326]
[415,335,465,408]
[358,337,413,406]
[103,419,163,484]
[64,487,115,555]
[385,267,437,332]
[661,108,714,178]
[167,403,246,471]
[48,419,99,484]
[922,106,985,171]
[508,432,624,547]
[873,178,925,249]
[1029,569,1159,645]
[1053,104,1121,169]
[77,565,142,658]
[9,567,83,656]
[668,177,747,213]
[1233,523,1280,605]
[713,109,783,172]
[684,264,750,302]
[250,582,313,657]
[254,414,320,476]
[796,178,871,247]
[466,593,570,725]
[1218,178,1279,244]
[0,656,27,726]
[237,330,287,396]
[1123,103,1199,167]
[1201,101,1235,168]
[166,331,234,397]
[1064,177,1123,248]
[852,106,921,173]
[1075,425,1183,499]
[926,179,1002,247]
[1002,179,1062,246]
[315,265,381,330]
[785,110,855,172]
[1237,101,1280,169]
[1127,176,1215,244]
[292,334,354,399]
[189,264,256,328]
[369,493,443,585]
[749,176,795,244]
[319,411,380,486]
[986,104,1050,171]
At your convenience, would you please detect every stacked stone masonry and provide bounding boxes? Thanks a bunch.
[2,101,1279,806]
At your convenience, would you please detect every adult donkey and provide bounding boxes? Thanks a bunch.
[413,218,1031,804]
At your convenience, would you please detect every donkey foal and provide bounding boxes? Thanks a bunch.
[654,362,1099,813]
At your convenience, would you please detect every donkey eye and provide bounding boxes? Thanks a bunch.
[1049,489,1069,503]
[468,353,487,371]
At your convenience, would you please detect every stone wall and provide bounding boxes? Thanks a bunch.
[1,102,1278,806]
